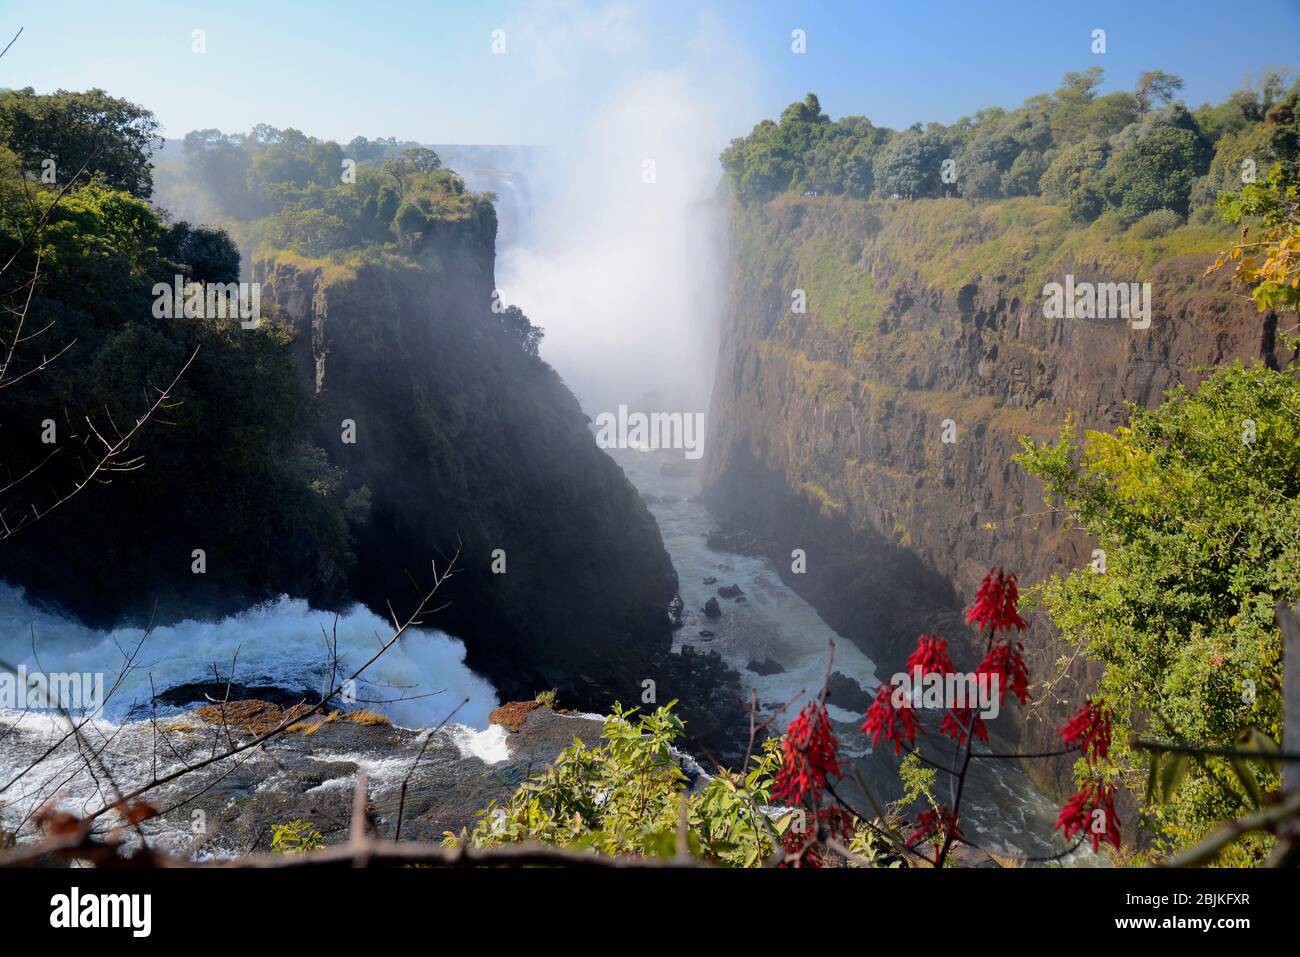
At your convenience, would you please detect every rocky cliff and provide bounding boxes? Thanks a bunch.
[704,194,1292,788]
[252,212,689,718]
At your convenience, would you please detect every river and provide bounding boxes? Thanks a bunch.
[608,445,1084,863]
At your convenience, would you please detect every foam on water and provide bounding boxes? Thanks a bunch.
[448,724,511,764]
[0,582,499,729]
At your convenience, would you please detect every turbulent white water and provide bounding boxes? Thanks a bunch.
[0,583,499,730]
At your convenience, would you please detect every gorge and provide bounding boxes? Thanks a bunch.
[2,49,1297,869]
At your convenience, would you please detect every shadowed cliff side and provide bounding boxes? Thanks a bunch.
[253,217,686,717]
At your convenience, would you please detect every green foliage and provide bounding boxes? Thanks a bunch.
[873,129,944,199]
[447,704,790,866]
[497,304,544,357]
[1040,137,1109,201]
[1001,149,1049,197]
[721,70,1298,223]
[158,125,490,262]
[271,820,325,855]
[160,221,241,283]
[1065,182,1106,224]
[1100,123,1209,220]
[534,689,558,708]
[0,172,359,620]
[1015,364,1300,860]
[0,87,160,197]
[1127,208,1184,240]
[1210,163,1300,327]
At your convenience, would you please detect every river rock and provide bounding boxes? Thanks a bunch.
[703,597,722,618]
[746,657,785,676]
[705,526,768,556]
[826,671,872,712]
[667,595,684,628]
[717,584,745,599]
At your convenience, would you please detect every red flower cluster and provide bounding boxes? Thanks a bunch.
[1060,698,1113,762]
[939,706,988,745]
[775,701,842,806]
[861,681,920,755]
[965,567,1027,633]
[907,633,954,675]
[907,806,964,864]
[779,806,856,867]
[977,640,1030,706]
[1054,781,1120,852]
[1053,697,1120,853]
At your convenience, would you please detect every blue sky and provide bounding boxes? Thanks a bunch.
[1,0,1296,146]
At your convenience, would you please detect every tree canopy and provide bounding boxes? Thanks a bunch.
[720,70,1299,226]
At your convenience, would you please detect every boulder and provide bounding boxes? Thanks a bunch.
[826,672,872,712]
[746,657,785,676]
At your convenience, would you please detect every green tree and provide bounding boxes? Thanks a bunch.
[1101,123,1208,219]
[1135,70,1186,115]
[872,129,943,199]
[161,221,240,284]
[0,87,160,197]
[1039,137,1109,200]
[1001,149,1049,197]
[447,703,821,867]
[1015,364,1300,861]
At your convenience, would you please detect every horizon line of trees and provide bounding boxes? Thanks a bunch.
[722,69,1300,226]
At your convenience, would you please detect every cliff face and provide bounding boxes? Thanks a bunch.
[255,214,680,714]
[705,195,1290,784]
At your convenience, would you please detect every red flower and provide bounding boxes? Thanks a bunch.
[818,805,856,843]
[966,567,1027,633]
[775,701,842,806]
[779,827,824,867]
[861,681,921,755]
[778,807,856,867]
[939,705,989,745]
[907,633,955,676]
[1060,699,1113,763]
[1054,781,1121,852]
[977,641,1030,706]
[907,806,964,863]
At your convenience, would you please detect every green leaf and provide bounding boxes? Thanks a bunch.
[1228,757,1262,808]
[1160,753,1188,803]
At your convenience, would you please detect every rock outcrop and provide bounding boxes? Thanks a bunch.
[254,211,680,719]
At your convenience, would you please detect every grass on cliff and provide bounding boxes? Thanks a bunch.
[751,194,1236,327]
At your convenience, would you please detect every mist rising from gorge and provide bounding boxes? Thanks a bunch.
[493,8,756,421]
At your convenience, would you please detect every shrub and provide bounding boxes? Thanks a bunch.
[271,820,325,855]
[1127,208,1183,239]
[1015,363,1300,862]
